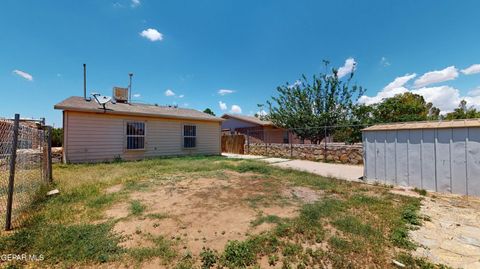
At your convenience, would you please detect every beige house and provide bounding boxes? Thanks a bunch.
[54,96,223,163]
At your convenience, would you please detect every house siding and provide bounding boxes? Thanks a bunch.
[64,111,221,163]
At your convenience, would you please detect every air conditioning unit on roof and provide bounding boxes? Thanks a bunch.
[113,87,128,103]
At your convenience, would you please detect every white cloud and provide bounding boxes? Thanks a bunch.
[131,0,140,7]
[165,89,175,96]
[287,80,302,89]
[461,64,480,75]
[140,28,163,42]
[230,105,242,114]
[413,66,459,88]
[467,87,480,97]
[411,86,461,113]
[218,89,235,95]
[359,72,480,113]
[257,110,267,116]
[178,94,184,98]
[133,93,141,98]
[219,101,227,111]
[358,73,416,105]
[12,69,33,81]
[337,58,356,78]
[380,57,390,67]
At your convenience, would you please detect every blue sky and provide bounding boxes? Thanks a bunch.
[1,0,480,126]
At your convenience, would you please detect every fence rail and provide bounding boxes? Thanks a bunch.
[0,114,52,231]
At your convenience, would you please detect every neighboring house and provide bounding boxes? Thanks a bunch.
[221,114,298,144]
[54,96,223,163]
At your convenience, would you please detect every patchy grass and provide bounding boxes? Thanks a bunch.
[0,155,441,268]
[413,187,428,196]
[250,214,283,227]
[128,234,176,263]
[0,218,123,265]
[129,200,146,216]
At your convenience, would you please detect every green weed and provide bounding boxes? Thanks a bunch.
[130,200,146,216]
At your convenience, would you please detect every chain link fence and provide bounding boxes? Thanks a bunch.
[0,114,52,231]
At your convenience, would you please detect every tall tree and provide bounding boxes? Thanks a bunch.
[267,63,365,144]
[444,100,480,120]
[373,92,439,123]
[203,108,216,116]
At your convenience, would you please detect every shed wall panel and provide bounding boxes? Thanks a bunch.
[375,131,386,183]
[467,128,480,196]
[436,129,452,192]
[396,130,409,186]
[421,130,436,191]
[451,129,468,195]
[408,130,422,189]
[365,132,376,179]
[385,131,397,185]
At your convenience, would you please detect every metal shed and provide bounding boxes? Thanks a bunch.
[362,119,480,196]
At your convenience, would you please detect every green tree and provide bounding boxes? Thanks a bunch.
[444,100,480,120]
[203,108,216,116]
[267,62,365,144]
[373,92,439,123]
[51,128,63,147]
[333,104,376,143]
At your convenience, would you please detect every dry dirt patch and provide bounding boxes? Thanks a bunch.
[106,172,321,254]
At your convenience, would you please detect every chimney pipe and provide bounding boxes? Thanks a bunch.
[83,64,87,100]
[128,73,133,103]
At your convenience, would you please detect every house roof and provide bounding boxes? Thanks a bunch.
[363,118,480,131]
[221,113,273,126]
[54,96,223,122]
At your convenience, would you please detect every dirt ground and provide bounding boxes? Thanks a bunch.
[408,192,480,269]
[104,171,322,256]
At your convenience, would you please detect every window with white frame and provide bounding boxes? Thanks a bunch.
[126,122,145,150]
[183,125,196,148]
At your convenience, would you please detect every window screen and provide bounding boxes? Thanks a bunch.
[126,122,145,150]
[183,125,196,148]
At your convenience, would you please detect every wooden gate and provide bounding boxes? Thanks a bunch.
[221,135,245,154]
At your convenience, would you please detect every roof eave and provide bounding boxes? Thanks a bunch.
[54,106,224,122]
[220,113,273,126]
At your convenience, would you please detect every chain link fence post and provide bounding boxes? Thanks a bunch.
[264,130,267,155]
[47,126,53,182]
[246,129,250,155]
[289,130,293,158]
[5,114,20,231]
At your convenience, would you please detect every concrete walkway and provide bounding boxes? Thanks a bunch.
[222,153,363,182]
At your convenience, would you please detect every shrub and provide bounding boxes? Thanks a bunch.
[222,240,256,267]
[200,248,218,269]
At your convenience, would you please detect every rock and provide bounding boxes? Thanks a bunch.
[47,189,60,196]
[392,260,405,267]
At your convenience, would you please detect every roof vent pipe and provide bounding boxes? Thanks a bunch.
[128,73,133,103]
[83,64,87,100]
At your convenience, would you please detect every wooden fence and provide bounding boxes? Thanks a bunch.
[221,135,245,154]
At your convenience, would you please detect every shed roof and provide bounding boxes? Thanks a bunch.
[54,96,223,122]
[221,114,273,126]
[363,119,480,131]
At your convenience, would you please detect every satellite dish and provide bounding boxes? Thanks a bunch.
[91,93,112,110]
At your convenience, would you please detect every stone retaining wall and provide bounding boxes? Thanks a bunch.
[245,143,364,165]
